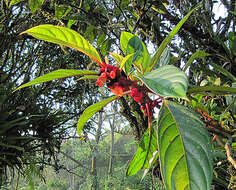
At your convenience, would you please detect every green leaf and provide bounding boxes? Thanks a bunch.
[9,0,24,7]
[120,31,134,53]
[85,25,95,43]
[151,5,200,71]
[67,20,76,29]
[120,32,151,74]
[21,25,104,66]
[183,51,210,72]
[138,65,188,98]
[169,56,180,65]
[225,82,236,115]
[77,96,119,136]
[55,4,72,19]
[188,86,236,95]
[120,53,135,71]
[14,69,98,92]
[126,128,158,176]
[97,33,106,47]
[209,62,235,81]
[100,39,111,56]
[29,0,44,13]
[0,142,24,151]
[125,36,144,73]
[228,32,236,56]
[155,47,171,69]
[151,5,167,14]
[229,11,236,16]
[158,101,213,190]
[109,52,124,66]
[76,75,99,81]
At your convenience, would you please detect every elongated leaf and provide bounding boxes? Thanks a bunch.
[157,101,213,190]
[21,25,104,66]
[14,69,98,92]
[9,0,24,7]
[156,47,171,68]
[188,86,236,95]
[0,142,24,151]
[183,51,210,72]
[77,96,119,136]
[209,62,236,82]
[138,65,188,98]
[126,128,158,176]
[119,53,135,71]
[225,82,236,114]
[109,52,124,66]
[151,5,200,70]
[120,32,151,74]
[76,75,99,81]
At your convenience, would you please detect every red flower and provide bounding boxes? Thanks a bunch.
[111,82,124,96]
[110,70,116,79]
[96,79,104,87]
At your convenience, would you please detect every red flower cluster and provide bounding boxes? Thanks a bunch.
[96,64,120,87]
[96,64,131,96]
[96,64,162,117]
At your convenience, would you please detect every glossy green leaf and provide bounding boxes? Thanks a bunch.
[14,69,98,92]
[77,96,119,136]
[126,128,158,176]
[120,32,151,74]
[29,0,43,13]
[21,25,104,66]
[158,101,213,190]
[151,5,200,71]
[183,51,210,72]
[188,86,236,95]
[138,65,188,98]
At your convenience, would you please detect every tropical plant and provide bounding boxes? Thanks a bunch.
[12,2,236,188]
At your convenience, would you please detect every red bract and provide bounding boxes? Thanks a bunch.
[130,88,144,103]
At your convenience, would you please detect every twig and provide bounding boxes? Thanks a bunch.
[225,140,236,169]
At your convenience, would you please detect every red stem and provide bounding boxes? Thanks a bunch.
[146,103,151,135]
